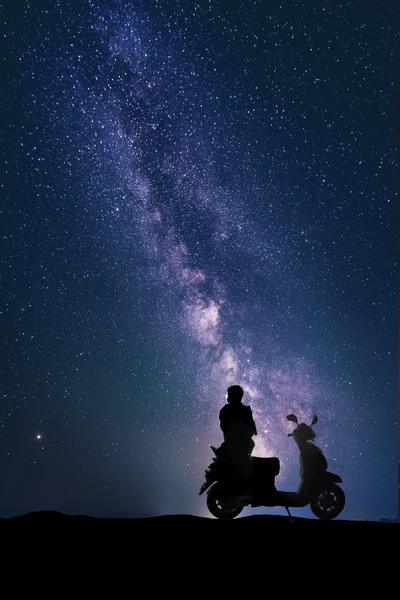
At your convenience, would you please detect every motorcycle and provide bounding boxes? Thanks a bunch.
[199,414,345,521]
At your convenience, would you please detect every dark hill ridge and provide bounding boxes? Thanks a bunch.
[2,510,398,523]
[1,510,398,538]
[2,510,398,528]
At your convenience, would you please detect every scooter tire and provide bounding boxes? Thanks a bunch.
[310,483,345,520]
[206,486,244,520]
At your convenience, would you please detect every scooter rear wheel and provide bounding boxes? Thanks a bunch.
[206,486,244,519]
[310,483,345,520]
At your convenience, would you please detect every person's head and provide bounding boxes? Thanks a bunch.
[226,385,244,404]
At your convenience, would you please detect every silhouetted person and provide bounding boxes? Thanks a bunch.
[219,385,257,478]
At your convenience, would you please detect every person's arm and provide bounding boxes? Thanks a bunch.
[219,407,226,434]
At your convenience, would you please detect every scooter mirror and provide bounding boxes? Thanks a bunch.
[286,414,298,424]
[311,415,318,425]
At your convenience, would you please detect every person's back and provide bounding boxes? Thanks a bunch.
[219,385,257,477]
[220,402,257,440]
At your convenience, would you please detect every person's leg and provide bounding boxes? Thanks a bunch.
[223,440,254,477]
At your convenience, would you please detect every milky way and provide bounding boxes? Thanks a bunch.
[2,0,397,520]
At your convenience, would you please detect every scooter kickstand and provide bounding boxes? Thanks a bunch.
[285,507,295,524]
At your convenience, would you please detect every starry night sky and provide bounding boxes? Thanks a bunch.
[1,0,398,521]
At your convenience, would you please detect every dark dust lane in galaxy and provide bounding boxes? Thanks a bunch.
[1,0,398,520]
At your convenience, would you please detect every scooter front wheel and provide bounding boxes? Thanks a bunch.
[206,486,244,519]
[310,483,345,520]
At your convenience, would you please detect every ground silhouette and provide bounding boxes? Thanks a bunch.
[1,511,398,587]
[1,511,397,551]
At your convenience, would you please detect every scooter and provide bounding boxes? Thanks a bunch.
[199,414,345,521]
